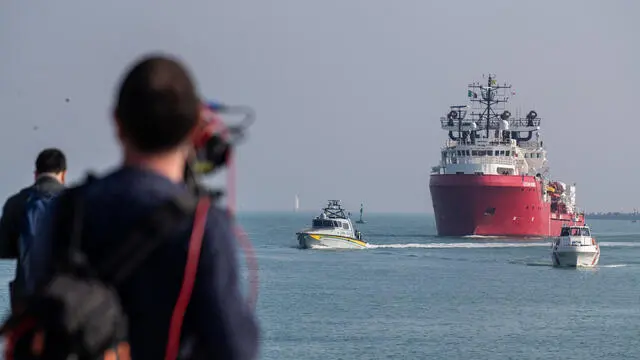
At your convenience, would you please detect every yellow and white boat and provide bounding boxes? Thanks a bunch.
[297,200,367,249]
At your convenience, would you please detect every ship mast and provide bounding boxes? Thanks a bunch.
[468,74,512,138]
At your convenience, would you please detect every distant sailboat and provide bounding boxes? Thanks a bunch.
[355,203,366,224]
[295,194,300,212]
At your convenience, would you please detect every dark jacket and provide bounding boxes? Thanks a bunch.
[0,175,64,304]
[28,167,259,360]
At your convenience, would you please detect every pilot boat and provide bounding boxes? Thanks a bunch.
[297,200,367,249]
[551,224,600,267]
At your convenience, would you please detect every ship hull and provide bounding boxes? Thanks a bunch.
[429,174,584,237]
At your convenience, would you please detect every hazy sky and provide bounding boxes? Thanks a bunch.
[1,0,638,213]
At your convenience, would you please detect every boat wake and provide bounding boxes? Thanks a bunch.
[599,242,640,247]
[298,241,640,251]
[511,260,629,268]
[363,241,640,249]
[366,242,548,249]
[598,264,628,268]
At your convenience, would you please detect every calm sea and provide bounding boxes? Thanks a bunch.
[1,213,639,359]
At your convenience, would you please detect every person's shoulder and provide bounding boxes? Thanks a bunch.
[84,167,186,202]
[2,184,35,210]
[202,200,238,251]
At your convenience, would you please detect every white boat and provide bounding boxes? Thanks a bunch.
[551,224,600,267]
[297,200,367,249]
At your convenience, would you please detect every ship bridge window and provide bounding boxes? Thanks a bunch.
[313,220,339,228]
[499,150,505,156]
[487,150,493,156]
[505,151,511,156]
[537,153,541,158]
[466,150,470,156]
[477,150,487,156]
[471,150,478,156]
[571,228,590,236]
[342,223,350,230]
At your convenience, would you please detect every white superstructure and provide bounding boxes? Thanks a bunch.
[431,77,548,178]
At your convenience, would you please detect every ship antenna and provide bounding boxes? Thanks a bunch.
[468,73,512,138]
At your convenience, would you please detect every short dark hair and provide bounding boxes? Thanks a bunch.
[114,54,200,153]
[35,148,67,174]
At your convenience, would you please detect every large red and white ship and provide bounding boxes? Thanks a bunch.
[429,75,584,237]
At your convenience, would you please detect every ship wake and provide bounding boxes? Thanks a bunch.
[365,241,640,249]
[366,242,548,249]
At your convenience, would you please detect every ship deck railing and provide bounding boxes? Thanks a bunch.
[443,139,515,148]
[439,118,541,130]
[443,139,545,150]
[448,156,516,166]
[517,140,544,149]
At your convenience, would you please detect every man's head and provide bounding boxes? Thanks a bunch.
[113,54,200,180]
[35,148,67,183]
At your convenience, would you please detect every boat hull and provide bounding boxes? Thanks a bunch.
[297,233,368,249]
[552,246,600,267]
[429,174,585,237]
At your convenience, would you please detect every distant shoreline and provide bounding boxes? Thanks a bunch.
[586,213,640,220]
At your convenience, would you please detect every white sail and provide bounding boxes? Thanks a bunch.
[295,195,300,212]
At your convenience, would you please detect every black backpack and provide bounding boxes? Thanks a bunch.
[0,175,211,360]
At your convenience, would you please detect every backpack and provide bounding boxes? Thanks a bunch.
[0,175,212,360]
[18,188,59,287]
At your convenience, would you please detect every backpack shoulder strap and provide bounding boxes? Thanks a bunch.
[98,192,202,285]
[164,195,211,360]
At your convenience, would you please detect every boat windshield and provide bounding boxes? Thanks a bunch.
[560,227,590,236]
[312,219,339,228]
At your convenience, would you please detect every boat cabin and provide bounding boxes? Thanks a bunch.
[553,225,594,248]
[308,200,362,240]
[560,225,591,237]
[312,216,353,231]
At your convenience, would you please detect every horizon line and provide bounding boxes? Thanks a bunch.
[235,209,433,215]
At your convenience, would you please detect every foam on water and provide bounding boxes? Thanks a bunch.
[599,242,640,247]
[363,241,640,249]
[366,242,549,249]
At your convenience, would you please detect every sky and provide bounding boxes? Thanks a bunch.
[0,0,638,213]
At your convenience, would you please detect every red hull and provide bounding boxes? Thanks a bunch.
[429,174,584,237]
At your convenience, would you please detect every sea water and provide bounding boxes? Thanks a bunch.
[0,213,638,359]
